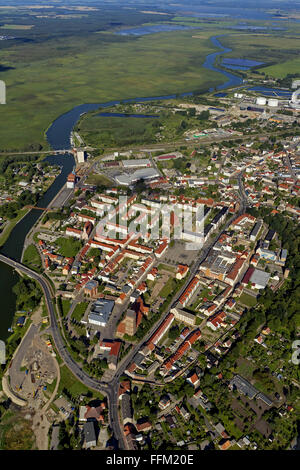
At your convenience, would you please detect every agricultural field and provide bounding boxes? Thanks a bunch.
[0,8,229,151]
[222,30,300,68]
[0,3,298,152]
[261,57,300,78]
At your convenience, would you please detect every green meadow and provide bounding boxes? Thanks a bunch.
[221,31,300,66]
[0,7,298,153]
[0,28,226,151]
[261,57,300,78]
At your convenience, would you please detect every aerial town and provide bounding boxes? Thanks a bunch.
[0,76,299,452]
[0,0,299,454]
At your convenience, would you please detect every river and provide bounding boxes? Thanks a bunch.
[0,34,252,340]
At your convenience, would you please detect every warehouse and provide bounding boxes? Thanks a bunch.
[115,168,160,186]
[122,158,151,168]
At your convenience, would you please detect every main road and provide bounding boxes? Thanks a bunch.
[0,253,125,446]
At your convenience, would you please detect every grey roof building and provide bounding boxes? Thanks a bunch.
[230,375,258,400]
[88,299,115,327]
[121,393,133,424]
[250,269,271,289]
[115,168,160,186]
[84,421,97,449]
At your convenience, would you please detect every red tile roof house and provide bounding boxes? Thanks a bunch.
[186,372,200,388]
[207,311,227,331]
[176,264,189,280]
[147,267,158,281]
[99,339,121,370]
[158,395,171,410]
[136,421,152,433]
[118,380,131,399]
[79,403,106,423]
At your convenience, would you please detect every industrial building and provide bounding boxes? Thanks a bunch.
[88,299,115,327]
[122,158,151,168]
[115,168,160,186]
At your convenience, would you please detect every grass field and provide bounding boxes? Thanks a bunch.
[86,173,114,187]
[77,101,206,148]
[222,31,300,66]
[71,302,88,322]
[61,299,71,317]
[158,263,176,273]
[159,277,177,298]
[56,236,82,258]
[238,292,257,308]
[57,364,104,400]
[260,57,300,78]
[0,27,227,151]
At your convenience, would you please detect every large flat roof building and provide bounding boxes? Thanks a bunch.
[115,168,160,186]
[250,269,270,289]
[88,299,115,327]
[122,158,151,168]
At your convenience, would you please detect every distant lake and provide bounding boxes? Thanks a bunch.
[228,25,286,31]
[249,86,292,97]
[115,24,195,36]
[223,65,251,71]
[222,58,264,67]
[166,5,290,21]
[97,112,159,119]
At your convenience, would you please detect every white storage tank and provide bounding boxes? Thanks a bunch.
[292,79,300,89]
[256,97,267,106]
[268,98,279,107]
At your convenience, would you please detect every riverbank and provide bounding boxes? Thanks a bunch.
[0,153,75,341]
[0,207,31,249]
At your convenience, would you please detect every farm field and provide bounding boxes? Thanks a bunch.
[221,31,300,66]
[260,57,300,78]
[0,27,226,151]
[0,2,298,153]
